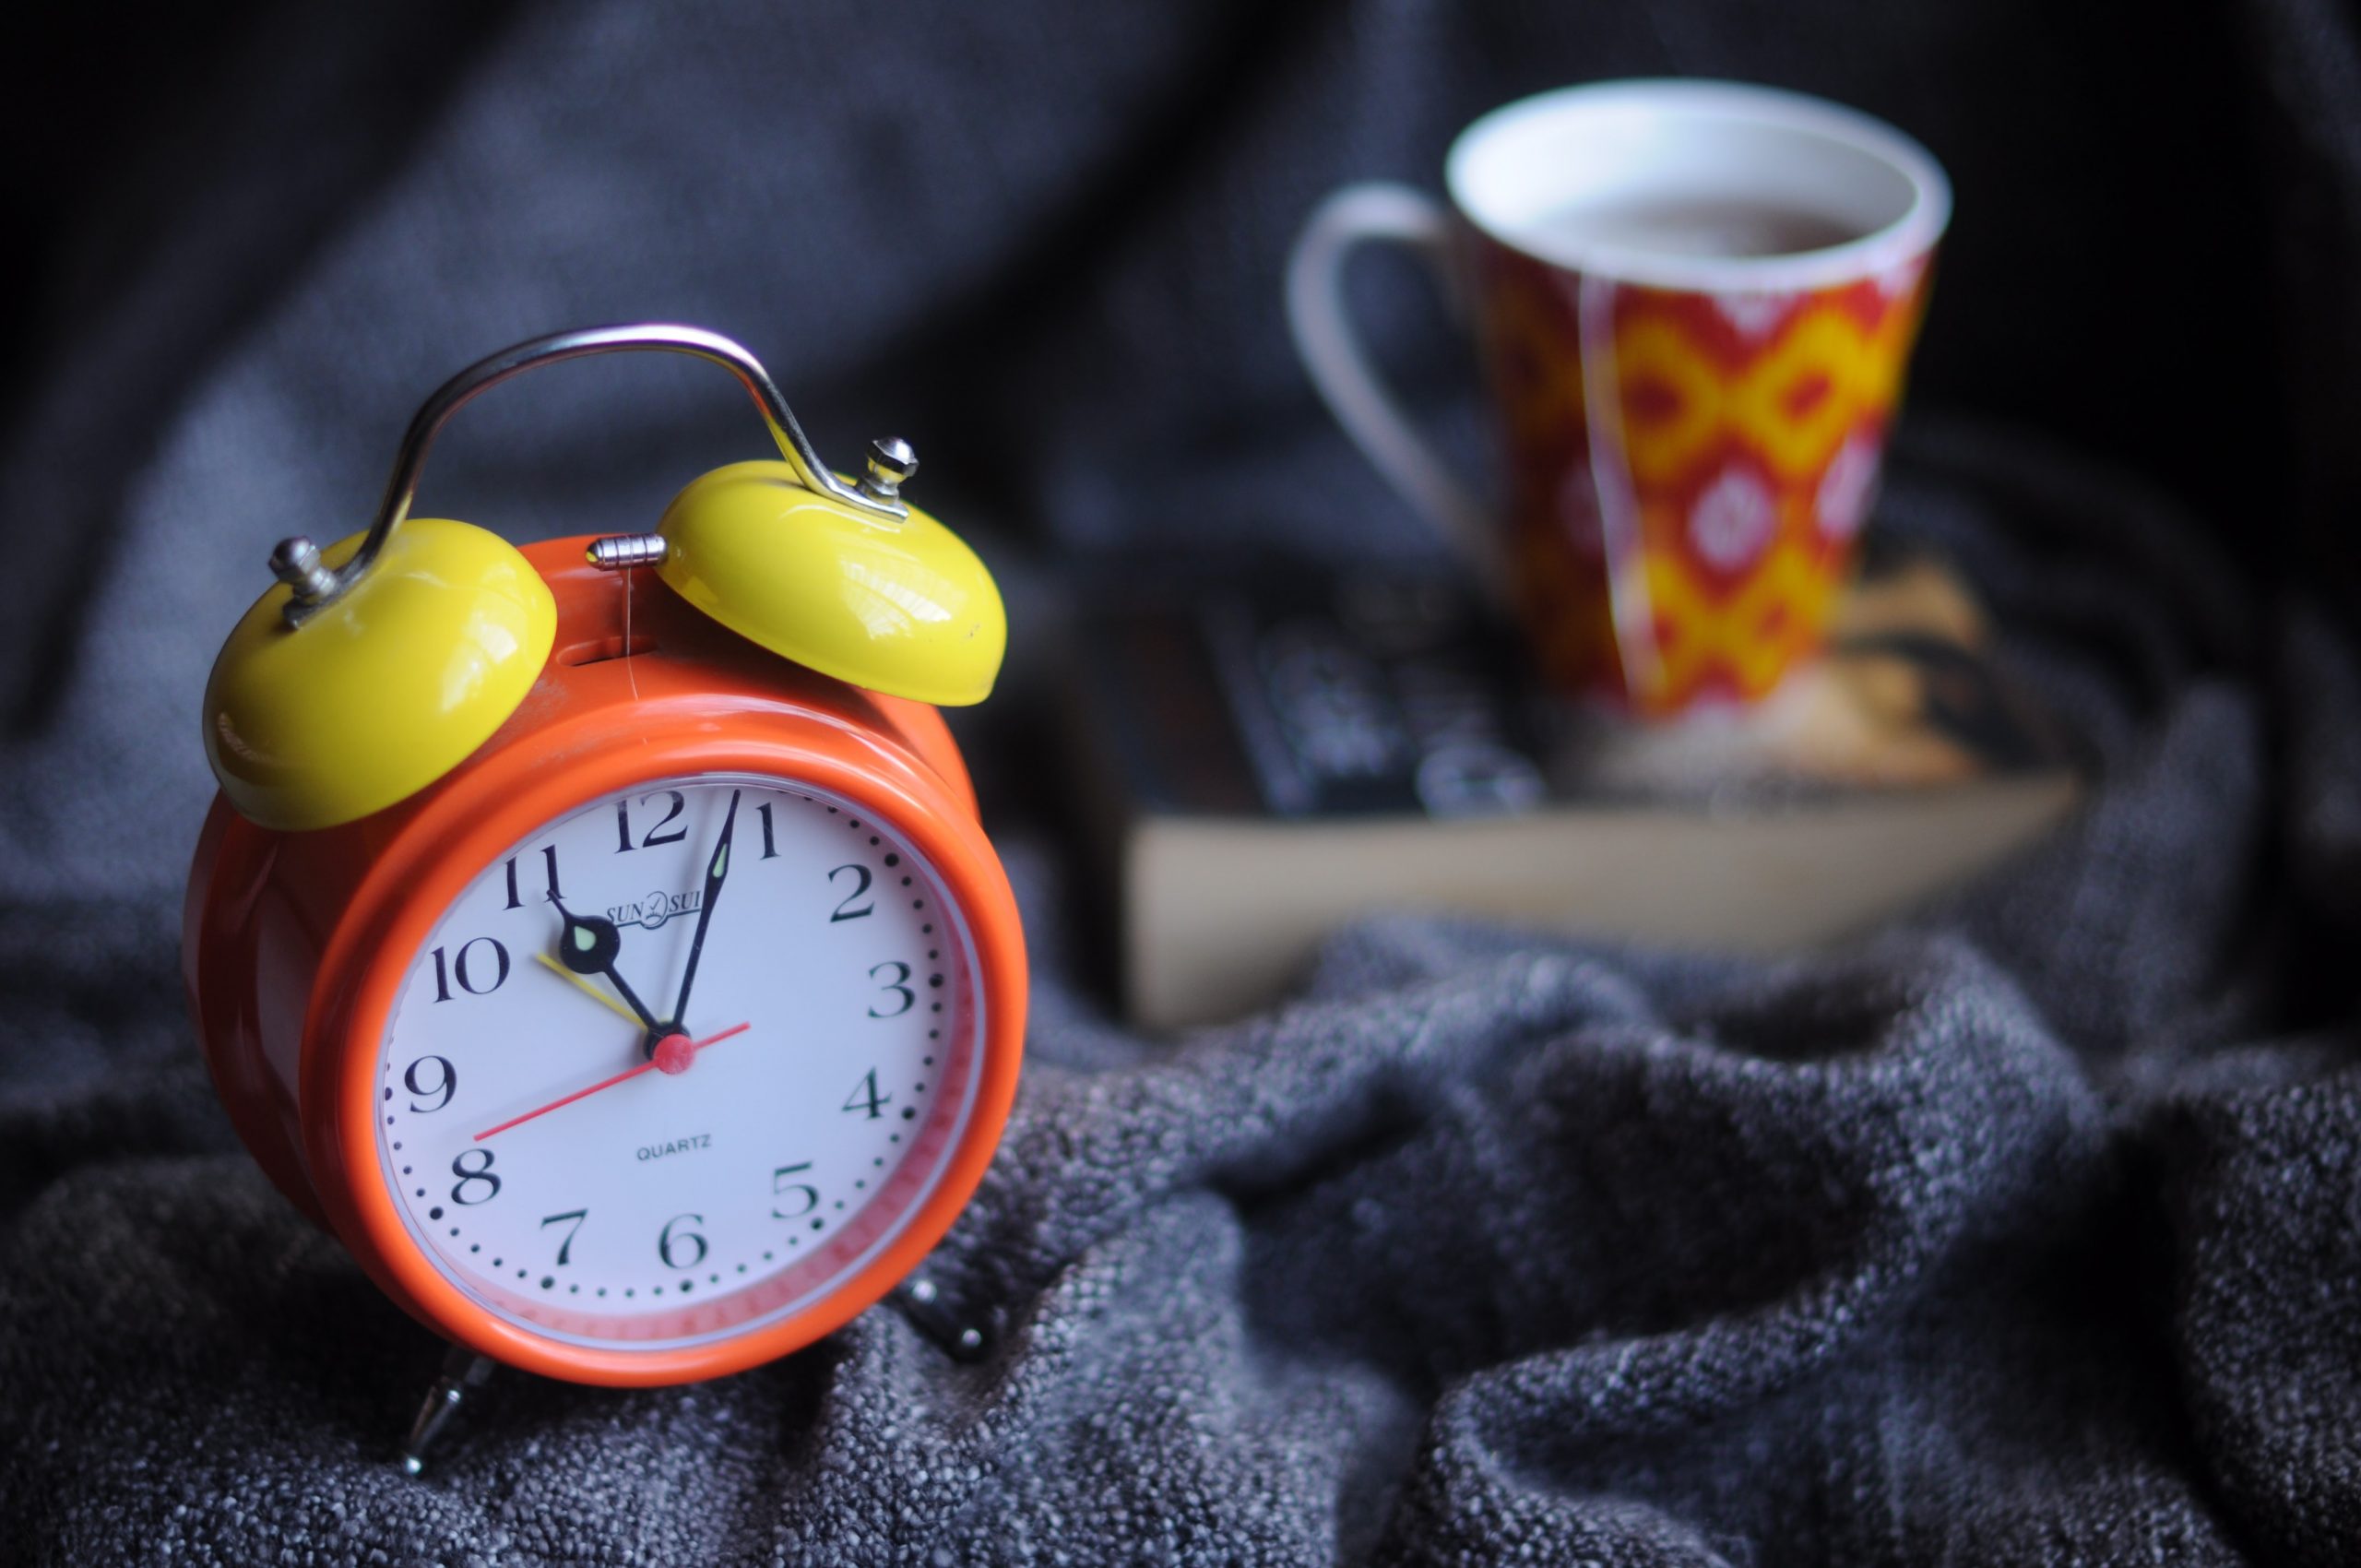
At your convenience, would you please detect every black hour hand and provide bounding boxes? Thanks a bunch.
[552,900,661,1031]
[557,908,622,976]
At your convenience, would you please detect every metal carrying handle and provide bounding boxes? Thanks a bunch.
[269,323,918,626]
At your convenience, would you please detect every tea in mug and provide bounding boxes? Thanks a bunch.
[1526,195,1865,260]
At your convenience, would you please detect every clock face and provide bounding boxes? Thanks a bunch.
[371,772,982,1350]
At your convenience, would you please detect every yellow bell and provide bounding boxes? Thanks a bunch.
[655,459,1005,707]
[200,326,998,830]
[203,519,557,831]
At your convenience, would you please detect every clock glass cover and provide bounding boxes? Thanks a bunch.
[372,773,981,1348]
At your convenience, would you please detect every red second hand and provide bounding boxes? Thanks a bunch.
[471,1023,751,1142]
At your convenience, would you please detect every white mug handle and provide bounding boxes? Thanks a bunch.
[1286,182,1505,598]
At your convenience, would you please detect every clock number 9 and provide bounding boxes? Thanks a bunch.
[771,1162,819,1219]
[403,1055,457,1113]
[449,1148,501,1206]
[658,1213,707,1270]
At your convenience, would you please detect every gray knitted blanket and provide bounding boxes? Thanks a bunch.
[6,2,2360,1563]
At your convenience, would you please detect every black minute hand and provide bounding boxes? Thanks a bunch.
[666,790,740,1031]
[552,898,664,1032]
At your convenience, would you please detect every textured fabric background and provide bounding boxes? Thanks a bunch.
[4,2,2360,1563]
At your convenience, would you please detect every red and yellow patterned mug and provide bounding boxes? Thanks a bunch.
[1287,79,1951,715]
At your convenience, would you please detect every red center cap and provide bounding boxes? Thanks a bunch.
[650,1032,697,1075]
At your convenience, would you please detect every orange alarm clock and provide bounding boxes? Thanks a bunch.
[181,326,1026,1467]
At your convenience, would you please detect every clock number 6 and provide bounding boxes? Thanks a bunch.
[658,1213,707,1270]
[449,1148,501,1206]
[868,960,915,1017]
[771,1162,819,1219]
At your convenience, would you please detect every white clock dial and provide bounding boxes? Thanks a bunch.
[372,773,982,1349]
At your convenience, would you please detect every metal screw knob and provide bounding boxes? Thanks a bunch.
[860,436,919,501]
[268,536,340,603]
[585,533,670,571]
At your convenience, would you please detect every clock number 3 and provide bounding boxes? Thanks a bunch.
[867,961,915,1017]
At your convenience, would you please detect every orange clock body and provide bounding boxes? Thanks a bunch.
[182,536,1027,1386]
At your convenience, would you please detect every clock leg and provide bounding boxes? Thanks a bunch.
[892,1275,990,1362]
[398,1342,497,1476]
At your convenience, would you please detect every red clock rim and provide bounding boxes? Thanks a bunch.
[300,711,1026,1386]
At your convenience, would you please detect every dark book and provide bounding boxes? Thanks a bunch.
[1064,547,2082,1028]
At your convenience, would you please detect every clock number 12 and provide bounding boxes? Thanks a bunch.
[614,791,688,852]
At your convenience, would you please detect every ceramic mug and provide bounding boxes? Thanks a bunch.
[1287,79,1951,714]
